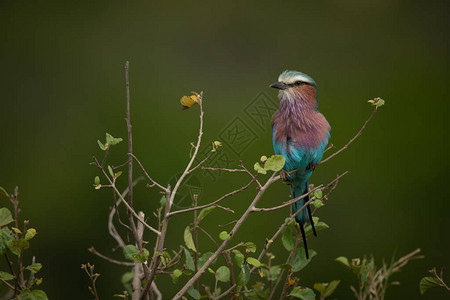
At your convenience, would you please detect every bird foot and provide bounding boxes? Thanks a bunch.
[306,162,316,172]
[280,170,290,182]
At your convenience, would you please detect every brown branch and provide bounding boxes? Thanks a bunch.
[129,153,168,192]
[317,106,377,166]
[88,247,135,266]
[173,172,279,299]
[168,176,257,217]
[189,151,215,173]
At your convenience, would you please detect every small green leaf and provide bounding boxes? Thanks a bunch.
[114,171,123,179]
[184,248,195,271]
[207,268,215,275]
[282,225,296,251]
[335,256,350,268]
[160,196,166,207]
[0,208,14,227]
[108,165,114,177]
[106,133,123,146]
[97,140,107,151]
[171,269,183,283]
[292,248,316,272]
[246,257,261,267]
[233,250,244,266]
[216,266,230,282]
[311,199,324,208]
[26,263,42,274]
[323,280,340,298]
[0,187,8,198]
[313,283,326,293]
[121,271,133,294]
[260,155,268,162]
[254,162,267,174]
[18,289,48,300]
[11,227,22,234]
[264,155,286,172]
[94,176,100,185]
[184,226,197,252]
[0,228,14,255]
[419,276,443,294]
[132,248,149,263]
[198,252,214,268]
[123,245,139,261]
[219,231,230,241]
[289,287,316,300]
[25,228,37,240]
[236,265,250,286]
[305,221,329,235]
[313,190,322,199]
[9,238,29,251]
[197,206,215,223]
[244,242,256,253]
[0,271,14,281]
[187,287,200,300]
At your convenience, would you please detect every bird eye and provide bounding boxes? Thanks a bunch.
[295,81,303,85]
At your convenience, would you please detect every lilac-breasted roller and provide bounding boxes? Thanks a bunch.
[271,70,330,258]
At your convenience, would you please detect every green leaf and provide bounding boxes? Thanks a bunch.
[12,227,22,234]
[264,155,286,172]
[289,287,316,300]
[26,263,42,274]
[360,259,374,286]
[184,226,197,252]
[184,248,195,271]
[106,133,123,146]
[121,271,134,295]
[292,248,316,272]
[187,286,200,300]
[17,289,48,300]
[171,269,183,283]
[123,245,139,261]
[254,162,267,174]
[0,208,14,227]
[94,176,100,186]
[305,221,329,235]
[323,280,340,298]
[233,250,244,266]
[0,187,8,198]
[133,248,149,263]
[246,257,261,267]
[114,171,122,179]
[97,140,107,151]
[9,238,29,251]
[236,265,250,286]
[198,252,214,268]
[0,228,14,255]
[313,283,326,293]
[311,199,324,208]
[160,196,166,207]
[419,276,443,294]
[244,242,256,253]
[0,271,14,281]
[219,231,230,241]
[313,190,323,199]
[281,225,296,251]
[108,165,114,177]
[260,155,268,162]
[197,206,215,223]
[216,266,231,282]
[25,228,37,240]
[335,256,350,268]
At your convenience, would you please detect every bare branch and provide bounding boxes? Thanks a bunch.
[88,247,135,266]
[169,176,257,217]
[318,107,378,166]
[129,153,168,192]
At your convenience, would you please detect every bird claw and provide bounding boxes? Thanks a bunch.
[280,170,290,182]
[306,162,316,172]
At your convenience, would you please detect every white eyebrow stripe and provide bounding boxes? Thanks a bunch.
[278,74,312,84]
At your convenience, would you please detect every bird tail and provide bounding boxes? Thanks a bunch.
[291,180,317,259]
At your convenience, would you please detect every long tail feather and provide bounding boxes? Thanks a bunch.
[299,221,309,259]
[306,203,317,237]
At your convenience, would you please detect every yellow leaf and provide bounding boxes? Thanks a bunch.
[180,92,200,110]
[288,279,295,286]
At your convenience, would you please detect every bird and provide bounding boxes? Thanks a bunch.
[270,70,330,259]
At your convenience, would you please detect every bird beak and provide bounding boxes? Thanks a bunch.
[269,82,288,90]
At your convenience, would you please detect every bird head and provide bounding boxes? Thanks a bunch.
[270,70,318,106]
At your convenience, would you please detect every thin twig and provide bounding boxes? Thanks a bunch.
[129,153,168,192]
[317,107,377,166]
[169,176,257,217]
[88,247,134,266]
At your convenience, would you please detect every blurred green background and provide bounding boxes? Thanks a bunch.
[1,0,448,299]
